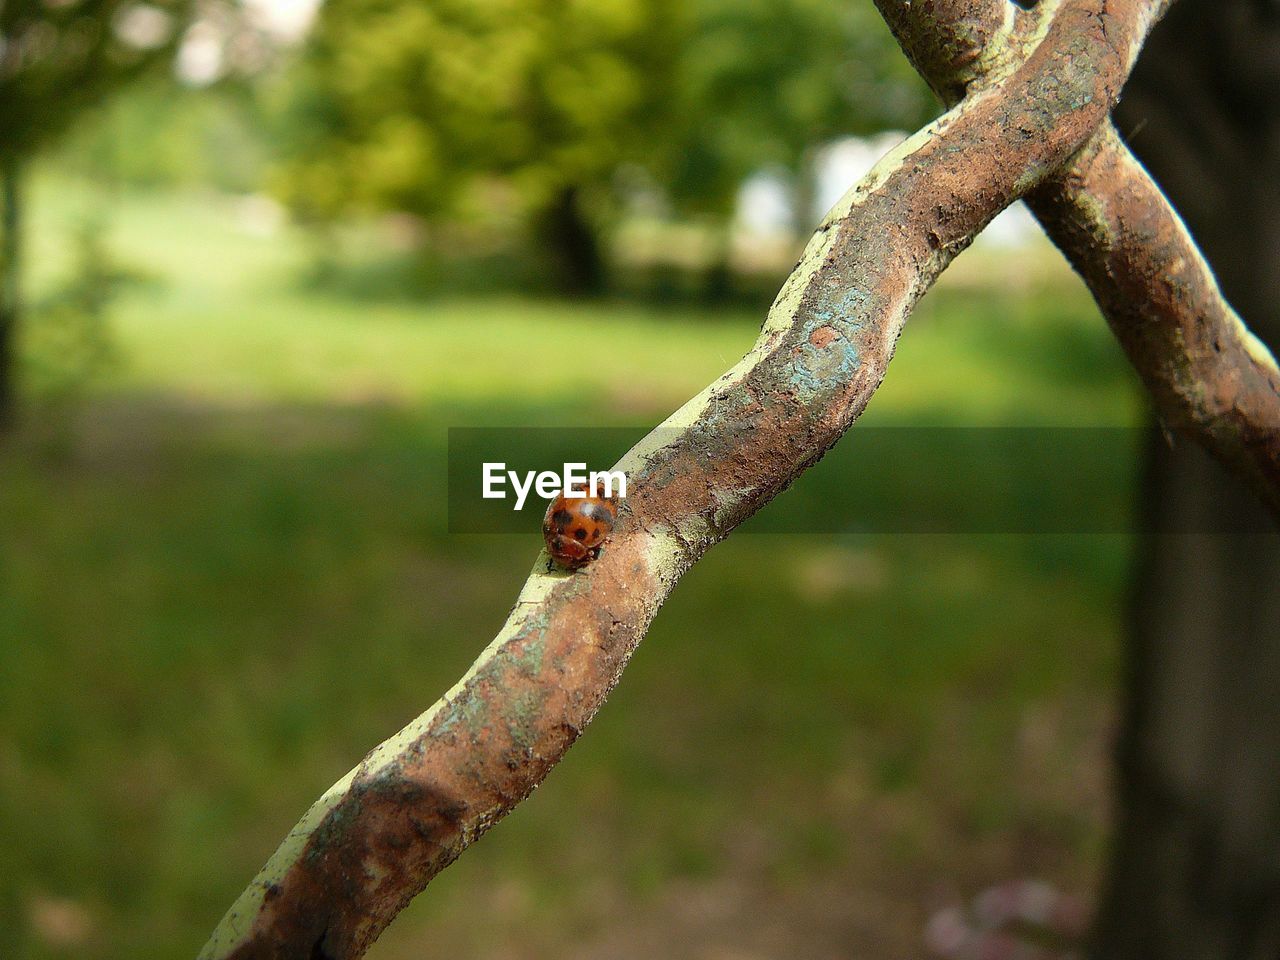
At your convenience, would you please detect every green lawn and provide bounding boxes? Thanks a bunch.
[3,175,1143,959]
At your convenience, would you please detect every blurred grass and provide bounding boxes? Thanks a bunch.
[3,174,1143,959]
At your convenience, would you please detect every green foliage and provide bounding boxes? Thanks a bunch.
[275,0,933,238]
[277,0,681,227]
[0,0,192,164]
[0,0,195,421]
[58,83,273,194]
[22,217,149,407]
[660,0,933,213]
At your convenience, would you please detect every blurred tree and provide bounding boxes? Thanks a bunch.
[276,0,930,295]
[656,0,930,299]
[1096,1,1280,957]
[658,0,929,223]
[24,216,137,409]
[278,0,682,295]
[0,0,192,425]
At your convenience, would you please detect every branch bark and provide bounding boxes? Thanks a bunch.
[199,2,1222,957]
[1029,127,1280,516]
[877,0,1280,517]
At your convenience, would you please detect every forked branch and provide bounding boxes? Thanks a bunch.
[879,0,1280,514]
[200,2,1273,957]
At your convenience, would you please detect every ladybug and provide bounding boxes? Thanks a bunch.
[543,485,619,570]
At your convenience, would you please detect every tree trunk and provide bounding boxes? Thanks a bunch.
[0,157,21,429]
[1093,2,1280,957]
[533,184,605,297]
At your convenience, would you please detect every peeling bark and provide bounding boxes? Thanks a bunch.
[199,2,1256,957]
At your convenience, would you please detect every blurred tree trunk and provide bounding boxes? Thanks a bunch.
[534,184,605,296]
[0,157,21,429]
[1094,2,1280,958]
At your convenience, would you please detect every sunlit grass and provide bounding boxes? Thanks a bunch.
[26,172,1140,423]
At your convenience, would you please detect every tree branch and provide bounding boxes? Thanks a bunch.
[877,0,1280,516]
[1028,128,1280,515]
[200,2,1180,957]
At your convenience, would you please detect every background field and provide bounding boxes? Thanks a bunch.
[0,170,1150,958]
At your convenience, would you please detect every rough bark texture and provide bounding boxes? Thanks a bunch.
[1093,1,1280,957]
[876,0,1280,516]
[201,2,1280,958]
[1028,130,1280,513]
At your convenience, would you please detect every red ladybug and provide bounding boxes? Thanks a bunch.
[543,485,619,570]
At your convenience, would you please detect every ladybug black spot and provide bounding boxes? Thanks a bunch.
[552,509,573,530]
[574,528,588,541]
